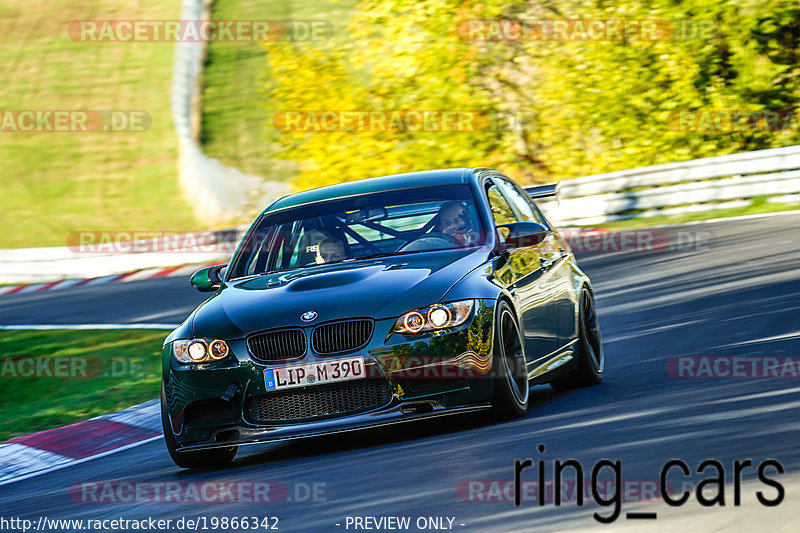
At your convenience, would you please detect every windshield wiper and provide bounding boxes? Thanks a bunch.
[256,266,304,276]
[347,253,394,261]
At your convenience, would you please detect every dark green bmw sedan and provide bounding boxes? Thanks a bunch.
[161,168,603,468]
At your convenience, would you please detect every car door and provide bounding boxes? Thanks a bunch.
[484,178,560,364]
[492,177,578,349]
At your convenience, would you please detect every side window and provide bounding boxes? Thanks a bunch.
[529,201,550,228]
[486,184,518,225]
[495,178,543,225]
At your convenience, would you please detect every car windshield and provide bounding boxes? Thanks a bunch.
[227,184,486,279]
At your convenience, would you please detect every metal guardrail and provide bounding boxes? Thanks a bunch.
[527,145,800,226]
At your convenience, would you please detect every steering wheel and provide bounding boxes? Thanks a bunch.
[397,232,455,252]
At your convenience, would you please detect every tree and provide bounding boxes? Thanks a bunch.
[264,0,800,190]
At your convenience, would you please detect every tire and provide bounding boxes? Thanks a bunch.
[161,386,237,469]
[490,300,529,419]
[550,289,604,391]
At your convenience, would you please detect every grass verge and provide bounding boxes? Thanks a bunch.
[201,0,356,180]
[0,329,166,441]
[0,0,202,249]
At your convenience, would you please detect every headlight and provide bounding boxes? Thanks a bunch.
[173,338,230,363]
[393,300,474,334]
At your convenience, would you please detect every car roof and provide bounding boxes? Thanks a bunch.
[265,168,488,213]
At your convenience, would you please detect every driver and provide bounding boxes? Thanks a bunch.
[316,238,346,264]
[438,201,479,247]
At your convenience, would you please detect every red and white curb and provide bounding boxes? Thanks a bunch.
[0,399,161,485]
[0,263,219,297]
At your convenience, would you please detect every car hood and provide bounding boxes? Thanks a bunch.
[190,247,490,339]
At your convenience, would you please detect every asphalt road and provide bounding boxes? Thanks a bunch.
[0,276,207,326]
[1,213,799,532]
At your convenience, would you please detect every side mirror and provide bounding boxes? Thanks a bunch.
[497,222,549,250]
[190,264,227,292]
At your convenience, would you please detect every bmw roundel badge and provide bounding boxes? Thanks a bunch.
[301,310,318,322]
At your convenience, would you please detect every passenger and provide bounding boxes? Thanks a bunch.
[316,238,346,264]
[438,201,479,246]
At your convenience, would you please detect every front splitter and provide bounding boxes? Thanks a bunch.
[176,401,493,452]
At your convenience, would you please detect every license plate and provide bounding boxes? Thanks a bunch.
[264,356,365,391]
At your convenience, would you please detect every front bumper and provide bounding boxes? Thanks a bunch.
[177,401,492,452]
[162,299,497,450]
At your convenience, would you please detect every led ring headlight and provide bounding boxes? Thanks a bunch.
[428,306,452,328]
[404,311,425,333]
[172,338,231,364]
[393,300,475,335]
[187,341,208,362]
[208,339,229,360]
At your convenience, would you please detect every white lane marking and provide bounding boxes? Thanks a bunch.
[125,308,192,323]
[710,386,800,405]
[603,319,704,344]
[0,435,163,487]
[0,324,178,330]
[647,399,800,427]
[717,330,800,348]
[601,269,796,315]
